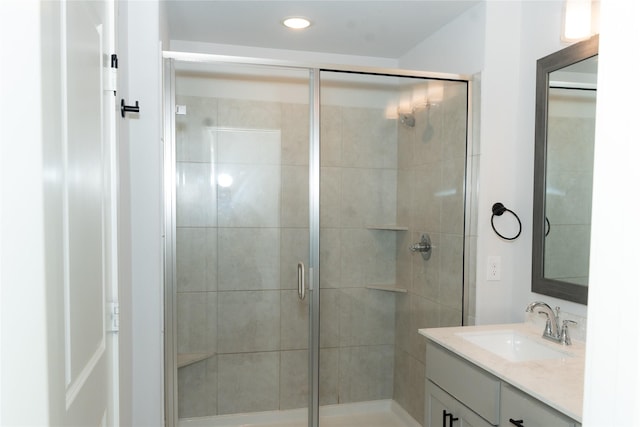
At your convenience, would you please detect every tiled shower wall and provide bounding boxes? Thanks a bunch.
[175,94,399,418]
[175,95,312,417]
[392,82,469,425]
[174,79,469,422]
[318,104,399,406]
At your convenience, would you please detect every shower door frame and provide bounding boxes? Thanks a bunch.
[162,51,474,427]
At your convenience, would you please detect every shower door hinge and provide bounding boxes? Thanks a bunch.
[106,301,120,333]
[104,53,118,95]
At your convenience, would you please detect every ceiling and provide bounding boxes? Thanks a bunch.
[164,1,480,59]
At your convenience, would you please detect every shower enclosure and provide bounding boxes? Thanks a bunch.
[163,56,471,427]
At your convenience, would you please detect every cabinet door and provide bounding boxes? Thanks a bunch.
[427,385,454,427]
[426,342,500,424]
[500,384,577,427]
[426,380,495,427]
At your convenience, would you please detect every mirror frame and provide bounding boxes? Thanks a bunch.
[532,35,598,305]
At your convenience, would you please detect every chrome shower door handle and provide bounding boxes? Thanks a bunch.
[297,261,306,301]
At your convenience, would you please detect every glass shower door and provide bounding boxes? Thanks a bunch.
[167,60,312,424]
[317,71,468,426]
[164,59,470,427]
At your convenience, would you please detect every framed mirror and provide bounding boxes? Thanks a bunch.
[532,35,598,305]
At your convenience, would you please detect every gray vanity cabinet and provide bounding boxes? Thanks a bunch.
[425,342,500,427]
[426,380,494,427]
[425,341,581,427]
[500,383,579,427]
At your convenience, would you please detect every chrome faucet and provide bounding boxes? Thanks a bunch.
[525,301,568,344]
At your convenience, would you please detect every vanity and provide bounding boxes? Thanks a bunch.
[419,323,584,427]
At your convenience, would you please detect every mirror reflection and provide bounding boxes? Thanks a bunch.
[532,35,598,305]
[544,56,597,286]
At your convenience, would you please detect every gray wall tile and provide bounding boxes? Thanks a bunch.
[217,352,279,414]
[175,95,218,163]
[177,292,209,354]
[176,227,217,292]
[281,290,308,351]
[176,162,217,227]
[282,103,309,166]
[280,350,308,410]
[216,163,281,227]
[177,358,217,418]
[281,165,309,228]
[280,228,309,290]
[339,345,394,403]
[217,290,280,353]
[218,228,280,291]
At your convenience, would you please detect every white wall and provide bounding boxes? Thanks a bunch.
[0,1,50,424]
[127,1,164,425]
[170,40,399,69]
[398,2,486,75]
[583,0,640,424]
[513,0,588,320]
[116,1,133,424]
[400,0,588,325]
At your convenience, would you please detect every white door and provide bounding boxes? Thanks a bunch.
[0,0,118,424]
[56,0,119,424]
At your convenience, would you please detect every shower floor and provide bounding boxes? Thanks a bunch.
[179,399,421,427]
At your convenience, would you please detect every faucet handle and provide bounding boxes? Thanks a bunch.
[560,319,577,345]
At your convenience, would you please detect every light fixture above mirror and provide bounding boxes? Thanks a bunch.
[562,0,600,42]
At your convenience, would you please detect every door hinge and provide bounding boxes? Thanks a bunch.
[107,302,120,332]
[104,53,118,94]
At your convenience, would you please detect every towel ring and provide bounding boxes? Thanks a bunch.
[491,202,522,241]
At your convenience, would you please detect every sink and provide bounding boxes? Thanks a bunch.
[456,330,571,362]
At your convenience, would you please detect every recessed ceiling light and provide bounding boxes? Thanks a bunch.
[282,17,311,30]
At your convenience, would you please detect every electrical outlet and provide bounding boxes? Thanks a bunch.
[487,256,501,281]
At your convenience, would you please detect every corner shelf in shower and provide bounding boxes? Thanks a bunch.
[366,225,409,231]
[365,285,408,293]
[177,352,216,369]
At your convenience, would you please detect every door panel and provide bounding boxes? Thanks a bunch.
[60,0,117,423]
[167,61,311,422]
[318,71,468,425]
[65,1,106,393]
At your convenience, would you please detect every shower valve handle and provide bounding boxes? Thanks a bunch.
[410,233,432,261]
[410,242,430,252]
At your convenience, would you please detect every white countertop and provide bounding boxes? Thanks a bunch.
[419,322,585,422]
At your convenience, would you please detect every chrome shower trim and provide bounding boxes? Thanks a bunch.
[462,74,479,326]
[308,68,321,427]
[163,58,179,427]
[162,50,472,83]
